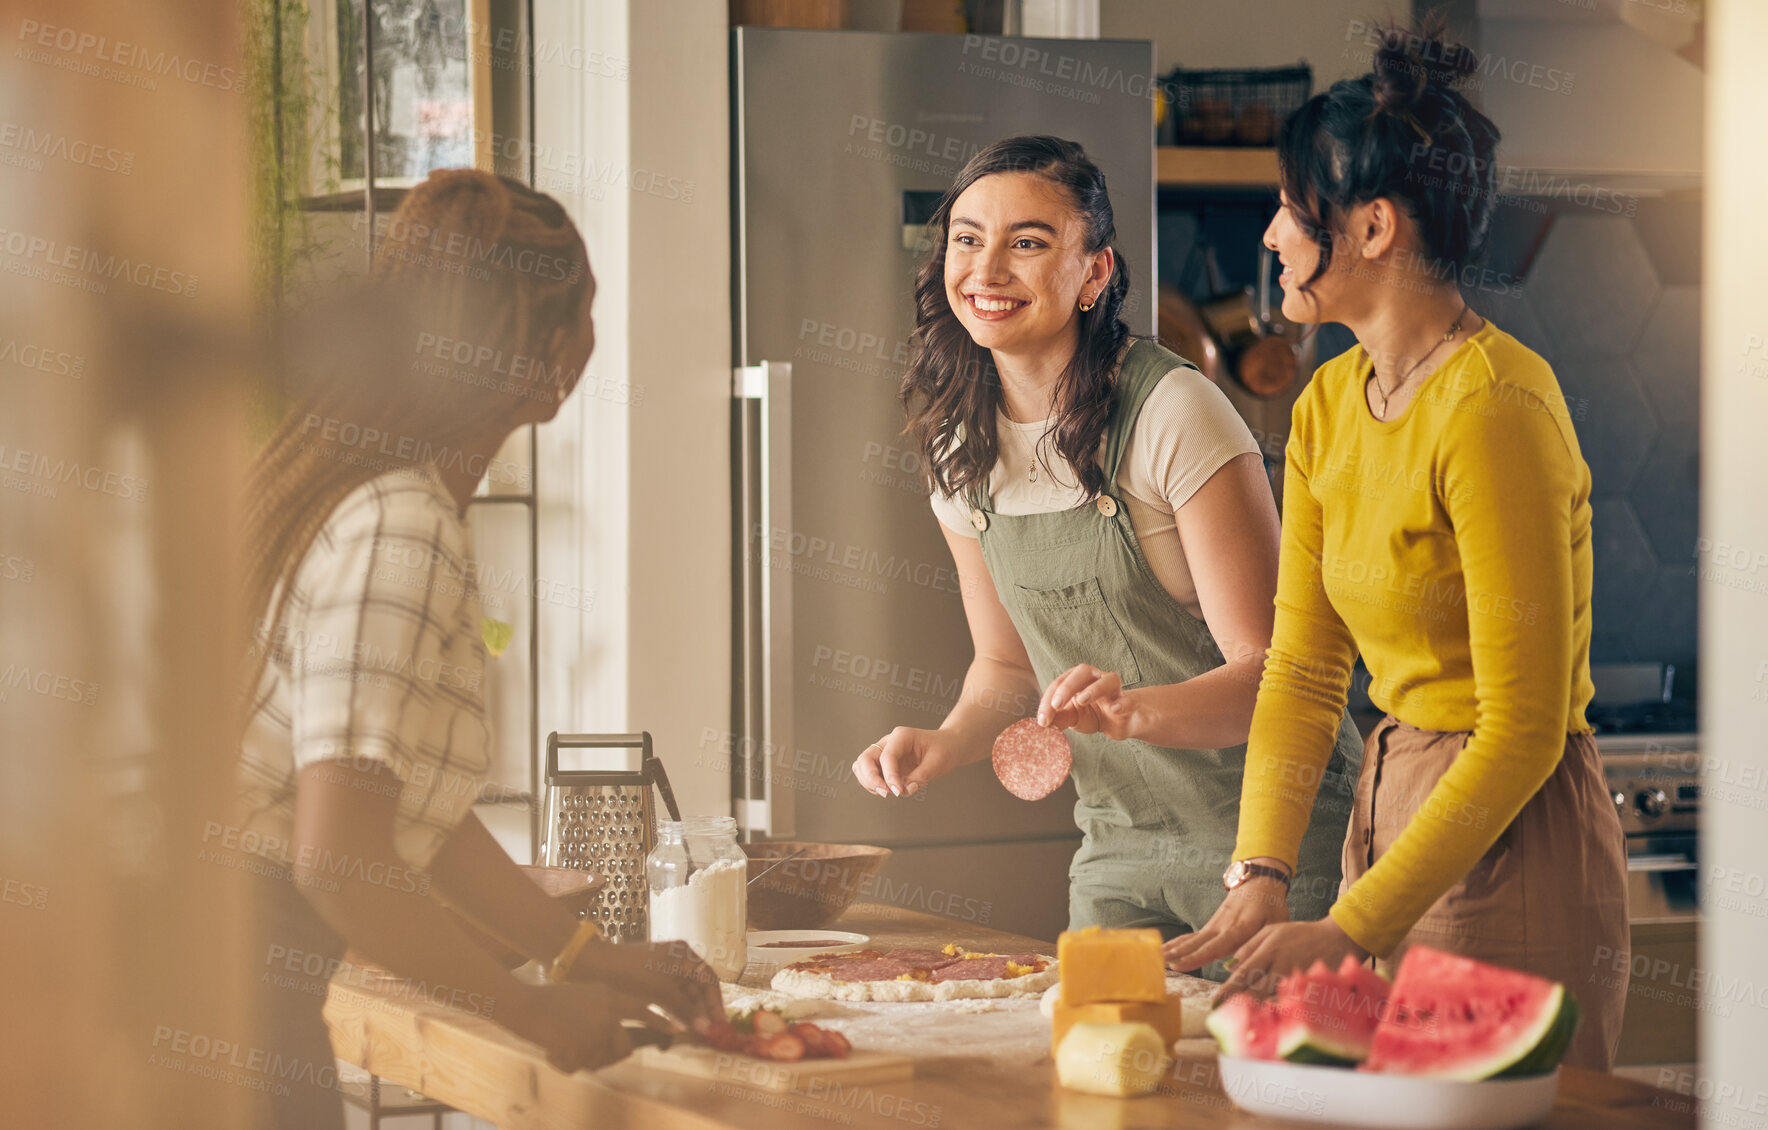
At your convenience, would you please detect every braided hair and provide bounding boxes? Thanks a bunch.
[242,169,589,695]
[1277,13,1501,292]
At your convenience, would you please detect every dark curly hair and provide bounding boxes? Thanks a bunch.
[1279,14,1501,292]
[899,135,1131,503]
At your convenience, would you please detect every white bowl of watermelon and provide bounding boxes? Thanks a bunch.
[1207,947,1578,1130]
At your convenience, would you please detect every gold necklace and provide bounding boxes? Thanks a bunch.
[1371,304,1470,418]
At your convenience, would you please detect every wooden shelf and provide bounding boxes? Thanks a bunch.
[1157,146,1279,189]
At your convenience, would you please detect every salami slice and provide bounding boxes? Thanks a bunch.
[798,957,916,983]
[930,956,1019,982]
[991,717,1073,800]
[883,948,964,970]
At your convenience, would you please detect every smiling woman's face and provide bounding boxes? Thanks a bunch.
[1264,190,1334,324]
[943,171,1109,359]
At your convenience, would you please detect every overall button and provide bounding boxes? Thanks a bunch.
[1095,495,1119,517]
[970,508,989,532]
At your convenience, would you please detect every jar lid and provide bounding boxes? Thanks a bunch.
[655,814,739,840]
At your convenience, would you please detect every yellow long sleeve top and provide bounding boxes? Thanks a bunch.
[1233,321,1596,957]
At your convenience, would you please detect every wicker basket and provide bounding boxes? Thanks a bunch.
[1160,63,1312,148]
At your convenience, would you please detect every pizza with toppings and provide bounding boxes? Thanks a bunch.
[770,944,1058,1002]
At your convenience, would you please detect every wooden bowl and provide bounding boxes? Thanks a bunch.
[741,841,892,930]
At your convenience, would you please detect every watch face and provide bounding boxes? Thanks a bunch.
[1222,861,1246,889]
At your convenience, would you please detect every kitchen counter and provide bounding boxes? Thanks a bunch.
[324,904,1695,1129]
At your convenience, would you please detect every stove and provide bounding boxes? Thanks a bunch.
[1587,672,1701,1067]
[1597,732,1701,842]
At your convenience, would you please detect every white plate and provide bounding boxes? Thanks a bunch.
[1216,1056,1560,1130]
[746,930,870,965]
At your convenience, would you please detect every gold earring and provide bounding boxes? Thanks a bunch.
[1078,294,1096,312]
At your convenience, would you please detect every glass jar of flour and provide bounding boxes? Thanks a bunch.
[646,816,748,981]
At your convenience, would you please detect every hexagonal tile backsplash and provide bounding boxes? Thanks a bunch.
[1507,206,1701,671]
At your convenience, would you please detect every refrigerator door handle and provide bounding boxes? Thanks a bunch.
[734,361,794,839]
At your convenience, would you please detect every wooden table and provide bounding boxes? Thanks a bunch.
[325,904,1696,1130]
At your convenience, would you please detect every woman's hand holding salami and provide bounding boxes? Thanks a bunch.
[853,726,964,798]
[1037,664,1140,740]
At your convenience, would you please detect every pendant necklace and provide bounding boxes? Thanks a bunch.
[1371,303,1470,418]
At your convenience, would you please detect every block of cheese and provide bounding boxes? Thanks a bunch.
[1051,996,1188,1056]
[1055,1022,1170,1097]
[1057,926,1165,1005]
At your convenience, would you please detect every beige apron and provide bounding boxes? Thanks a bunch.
[1344,716,1630,1071]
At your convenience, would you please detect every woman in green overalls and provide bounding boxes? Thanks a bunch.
[851,136,1362,973]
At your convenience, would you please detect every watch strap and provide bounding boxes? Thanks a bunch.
[1226,860,1292,890]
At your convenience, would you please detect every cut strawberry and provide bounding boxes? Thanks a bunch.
[823,1030,852,1059]
[703,1020,740,1051]
[752,1009,788,1038]
[765,1033,806,1062]
[737,1034,770,1057]
[789,1022,827,1056]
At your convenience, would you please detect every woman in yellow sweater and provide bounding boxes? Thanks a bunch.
[1159,26,1629,1068]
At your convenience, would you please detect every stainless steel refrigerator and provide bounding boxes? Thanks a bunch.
[731,28,1155,941]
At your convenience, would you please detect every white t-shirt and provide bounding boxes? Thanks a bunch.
[930,363,1259,620]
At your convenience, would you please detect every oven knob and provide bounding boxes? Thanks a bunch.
[1612,791,1627,813]
[1636,788,1668,819]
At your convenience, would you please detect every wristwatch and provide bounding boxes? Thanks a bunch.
[1222,859,1292,891]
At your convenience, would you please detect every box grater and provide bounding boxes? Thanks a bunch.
[538,732,681,943]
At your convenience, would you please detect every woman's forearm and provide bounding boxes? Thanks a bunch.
[938,656,1041,762]
[303,864,539,1025]
[290,763,539,1030]
[429,811,579,966]
[1121,658,1264,750]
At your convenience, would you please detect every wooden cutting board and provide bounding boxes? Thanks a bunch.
[634,1045,913,1093]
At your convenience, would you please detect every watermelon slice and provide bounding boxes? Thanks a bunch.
[1208,957,1391,1066]
[1206,992,1281,1059]
[1363,946,1579,1080]
[1271,956,1392,1065]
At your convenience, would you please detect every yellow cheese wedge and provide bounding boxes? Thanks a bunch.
[1055,1021,1170,1097]
[1051,996,1187,1056]
[1057,926,1165,1006]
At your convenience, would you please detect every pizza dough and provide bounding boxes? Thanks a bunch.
[992,718,1073,800]
[771,947,1059,1002]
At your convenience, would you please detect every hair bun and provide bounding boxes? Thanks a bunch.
[1371,20,1476,114]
